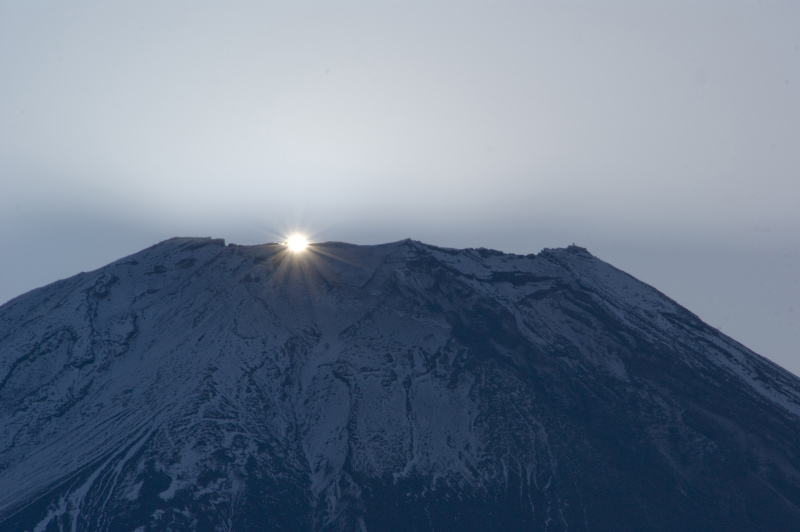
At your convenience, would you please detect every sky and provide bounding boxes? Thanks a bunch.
[1,1,798,374]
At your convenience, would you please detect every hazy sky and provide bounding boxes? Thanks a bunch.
[1,1,798,374]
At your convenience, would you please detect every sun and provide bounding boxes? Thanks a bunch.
[285,234,309,252]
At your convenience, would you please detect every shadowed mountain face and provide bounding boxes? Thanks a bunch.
[1,237,799,531]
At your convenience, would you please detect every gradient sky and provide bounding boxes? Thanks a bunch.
[1,1,798,374]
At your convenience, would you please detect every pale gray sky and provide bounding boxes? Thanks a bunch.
[1,1,798,374]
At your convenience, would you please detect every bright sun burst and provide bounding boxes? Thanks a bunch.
[285,234,309,252]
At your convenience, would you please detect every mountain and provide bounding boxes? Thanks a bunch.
[1,237,799,531]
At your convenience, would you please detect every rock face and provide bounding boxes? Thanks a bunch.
[1,237,799,531]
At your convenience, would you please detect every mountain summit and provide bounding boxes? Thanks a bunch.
[1,237,799,531]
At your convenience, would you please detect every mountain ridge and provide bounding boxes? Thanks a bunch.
[1,237,799,531]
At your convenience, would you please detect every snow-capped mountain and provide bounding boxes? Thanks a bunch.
[1,237,799,531]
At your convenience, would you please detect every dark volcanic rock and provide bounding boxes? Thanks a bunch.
[1,237,799,531]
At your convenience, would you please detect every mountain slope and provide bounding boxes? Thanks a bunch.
[1,237,799,531]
